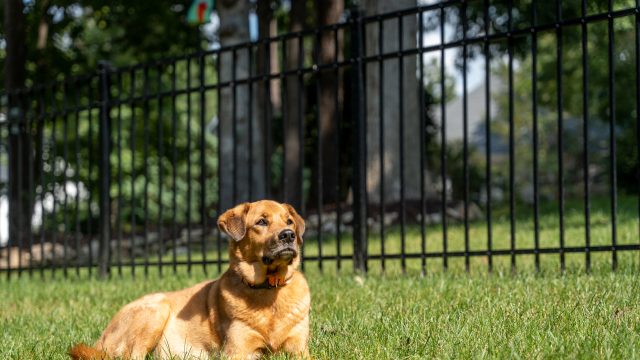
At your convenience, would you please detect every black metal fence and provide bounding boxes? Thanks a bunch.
[1,0,639,278]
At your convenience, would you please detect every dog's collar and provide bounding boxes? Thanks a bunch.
[244,279,278,290]
[241,276,283,290]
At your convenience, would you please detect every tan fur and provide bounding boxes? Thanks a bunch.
[69,200,310,359]
[69,343,108,360]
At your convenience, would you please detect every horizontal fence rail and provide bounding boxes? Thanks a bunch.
[1,0,639,278]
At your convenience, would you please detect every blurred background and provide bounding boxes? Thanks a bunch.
[0,0,638,274]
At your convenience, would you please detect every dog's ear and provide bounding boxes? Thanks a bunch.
[218,203,250,242]
[283,203,305,240]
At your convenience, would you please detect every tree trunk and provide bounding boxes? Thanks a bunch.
[33,0,52,232]
[35,0,52,83]
[363,0,421,205]
[218,0,266,209]
[4,0,32,248]
[255,0,281,201]
[313,0,344,208]
[282,0,307,209]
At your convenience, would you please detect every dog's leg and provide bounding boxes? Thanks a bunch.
[95,294,172,359]
[223,322,265,360]
[235,261,267,286]
[280,337,310,359]
[279,316,310,359]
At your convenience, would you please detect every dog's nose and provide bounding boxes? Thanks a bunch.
[278,229,296,243]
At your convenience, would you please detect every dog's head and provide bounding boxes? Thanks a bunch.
[217,200,305,268]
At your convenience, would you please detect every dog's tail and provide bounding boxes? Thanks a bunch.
[68,343,108,360]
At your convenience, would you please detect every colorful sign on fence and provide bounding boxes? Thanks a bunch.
[187,0,214,25]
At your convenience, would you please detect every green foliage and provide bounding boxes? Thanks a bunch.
[427,0,640,201]
[423,57,457,105]
[1,1,216,233]
[39,58,220,234]
[1,1,202,85]
[487,16,638,199]
[443,141,485,203]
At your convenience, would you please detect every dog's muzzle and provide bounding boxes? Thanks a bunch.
[262,230,298,264]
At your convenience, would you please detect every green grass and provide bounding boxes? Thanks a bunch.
[1,195,639,359]
[1,268,640,359]
[296,195,640,275]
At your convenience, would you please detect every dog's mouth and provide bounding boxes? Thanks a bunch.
[262,245,298,264]
[274,248,297,258]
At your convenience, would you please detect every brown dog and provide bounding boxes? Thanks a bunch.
[69,200,310,359]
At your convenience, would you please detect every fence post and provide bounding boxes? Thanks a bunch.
[350,8,368,273]
[6,98,23,252]
[97,62,112,279]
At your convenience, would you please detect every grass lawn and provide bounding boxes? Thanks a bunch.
[1,268,640,359]
[1,195,639,359]
[298,195,640,275]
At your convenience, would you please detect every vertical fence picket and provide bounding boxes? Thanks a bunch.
[216,54,223,275]
[378,18,386,274]
[333,28,342,271]
[508,0,516,273]
[398,15,407,275]
[484,0,493,273]
[62,82,69,278]
[581,0,591,273]
[351,8,368,273]
[171,61,179,275]
[50,84,58,279]
[532,0,541,273]
[129,68,137,278]
[98,62,112,279]
[556,0,566,273]
[142,65,150,278]
[116,72,124,277]
[157,64,165,277]
[462,1,470,273]
[607,0,618,271]
[314,30,324,272]
[418,9,427,276]
[440,5,448,271]
[199,53,207,276]
[186,58,193,276]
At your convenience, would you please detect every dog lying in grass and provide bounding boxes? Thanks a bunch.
[69,200,310,359]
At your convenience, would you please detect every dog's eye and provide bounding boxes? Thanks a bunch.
[256,218,268,226]
[286,219,294,225]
